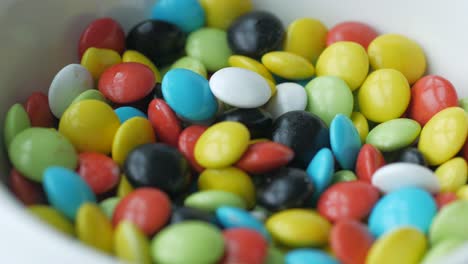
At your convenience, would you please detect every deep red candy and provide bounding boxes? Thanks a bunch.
[408,75,459,126]
[113,188,171,235]
[326,21,378,49]
[235,141,294,174]
[355,144,386,183]
[148,99,182,147]
[435,192,458,210]
[317,181,380,222]
[77,152,120,194]
[463,140,468,161]
[221,228,268,264]
[78,17,125,58]
[178,125,208,173]
[99,62,155,104]
[330,219,374,264]
[9,168,45,205]
[24,91,55,127]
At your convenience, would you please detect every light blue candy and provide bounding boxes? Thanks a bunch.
[115,106,147,124]
[306,148,334,201]
[330,114,361,170]
[369,187,437,238]
[216,206,270,240]
[286,249,339,264]
[162,68,218,121]
[151,0,205,33]
[43,166,96,220]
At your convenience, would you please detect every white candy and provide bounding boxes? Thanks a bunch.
[265,82,307,119]
[48,64,93,118]
[372,162,440,193]
[209,67,271,108]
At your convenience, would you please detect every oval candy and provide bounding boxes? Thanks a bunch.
[199,0,252,30]
[235,141,294,174]
[228,55,274,82]
[76,203,114,253]
[178,125,208,172]
[184,190,247,212]
[28,205,75,236]
[81,47,121,80]
[170,206,215,225]
[100,197,120,219]
[151,0,205,33]
[355,144,386,183]
[286,249,339,264]
[216,206,269,239]
[78,17,125,58]
[262,51,315,80]
[332,170,357,184]
[4,103,31,149]
[366,118,421,152]
[77,152,120,194]
[330,114,362,170]
[435,192,458,210]
[122,50,162,82]
[171,56,207,78]
[350,112,369,143]
[396,147,428,166]
[327,21,378,49]
[71,89,107,105]
[265,82,307,119]
[114,221,152,264]
[222,228,269,264]
[24,91,54,128]
[330,219,374,264]
[306,148,334,200]
[430,200,468,244]
[115,106,147,124]
[284,18,328,63]
[147,99,181,147]
[9,169,45,205]
[435,157,468,192]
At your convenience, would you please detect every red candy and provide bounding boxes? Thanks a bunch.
[330,219,374,264]
[77,152,120,194]
[148,99,182,147]
[9,169,45,205]
[317,181,380,222]
[78,17,125,58]
[235,141,294,174]
[178,125,208,172]
[99,62,155,104]
[113,188,171,235]
[355,144,386,183]
[435,192,458,210]
[24,91,55,127]
[463,140,468,161]
[408,75,459,125]
[326,21,378,49]
[221,228,268,264]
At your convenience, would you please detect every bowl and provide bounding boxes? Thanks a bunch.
[0,0,467,263]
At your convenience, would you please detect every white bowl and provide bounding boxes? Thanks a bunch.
[0,0,467,263]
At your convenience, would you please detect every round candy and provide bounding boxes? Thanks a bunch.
[9,169,45,205]
[265,82,307,119]
[222,228,268,264]
[435,157,468,193]
[76,203,113,253]
[71,89,107,105]
[199,0,252,30]
[326,21,378,49]
[28,205,75,236]
[24,91,54,128]
[78,17,125,58]
[228,55,274,82]
[216,206,269,239]
[170,206,215,224]
[115,106,147,124]
[100,197,120,219]
[59,100,120,154]
[366,118,421,152]
[284,18,328,63]
[330,114,362,170]
[330,219,374,264]
[358,69,411,123]
[178,125,207,172]
[81,47,121,80]
[350,112,369,143]
[122,50,162,82]
[306,148,334,199]
[355,144,386,183]
[114,221,152,264]
[184,190,247,212]
[395,147,428,166]
[215,108,272,139]
[235,141,294,174]
[151,0,205,33]
[286,249,339,264]
[77,152,120,194]
[171,56,207,78]
[147,99,181,147]
[262,51,315,80]
[4,103,31,149]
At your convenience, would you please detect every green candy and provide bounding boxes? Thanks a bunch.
[4,103,31,149]
[421,239,465,264]
[366,118,421,152]
[184,190,246,212]
[171,56,208,78]
[8,128,78,182]
[305,76,354,126]
[332,170,357,184]
[71,89,107,105]
[151,221,224,264]
[100,197,121,219]
[265,247,285,264]
[430,200,468,244]
[186,28,232,72]
[459,98,468,112]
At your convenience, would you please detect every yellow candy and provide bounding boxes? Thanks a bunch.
[59,100,120,154]
[262,51,315,80]
[456,185,468,200]
[76,203,114,253]
[266,209,331,248]
[266,79,277,96]
[123,50,162,82]
[28,205,75,236]
[418,107,468,165]
[118,175,134,198]
[114,221,151,264]
[435,157,468,193]
[316,41,369,91]
[199,0,252,30]
[358,69,410,123]
[284,18,328,63]
[366,227,427,264]
[198,167,255,208]
[368,34,426,84]
[194,121,250,169]
[81,47,121,80]
[229,55,275,82]
[351,112,369,143]
[112,117,156,166]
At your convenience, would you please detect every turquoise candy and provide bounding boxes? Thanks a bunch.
[286,249,339,264]
[330,114,362,170]
[43,166,96,220]
[216,206,270,240]
[114,106,147,124]
[306,148,334,200]
[4,103,31,149]
[151,0,205,33]
[366,118,421,152]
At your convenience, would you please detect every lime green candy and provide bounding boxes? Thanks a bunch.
[28,205,75,236]
[186,28,232,72]
[184,190,247,212]
[332,170,357,184]
[100,197,121,219]
[71,89,107,105]
[4,103,31,149]
[151,221,224,264]
[266,247,285,264]
[430,200,468,245]
[366,118,421,152]
[115,221,152,264]
[459,98,468,112]
[8,128,78,182]
[171,56,208,78]
[421,239,465,264]
[305,76,353,126]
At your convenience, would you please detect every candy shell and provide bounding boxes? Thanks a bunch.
[81,47,121,80]
[331,170,357,184]
[114,106,147,124]
[9,169,45,205]
[71,89,107,105]
[262,51,315,80]
[147,99,181,147]
[122,50,161,82]
[77,152,120,194]
[330,114,361,170]
[366,118,421,151]
[355,144,386,183]
[235,141,294,174]
[350,112,369,143]
[100,197,120,219]
[435,157,468,192]
[395,147,428,166]
[306,148,334,199]
[421,239,465,264]
[178,125,207,172]
[265,82,307,119]
[286,249,339,264]
[326,21,378,49]
[435,192,458,210]
[228,55,274,82]
[330,220,374,264]
[284,18,328,63]
[151,0,205,33]
[430,200,468,244]
[216,206,269,239]
[114,221,152,264]
[76,203,114,253]
[171,56,207,78]
[4,103,31,149]
[222,228,268,264]
[117,175,133,198]
[28,205,75,236]
[24,91,54,128]
[78,17,125,58]
[199,0,252,30]
[184,190,247,212]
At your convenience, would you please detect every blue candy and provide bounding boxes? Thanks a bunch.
[306,148,334,201]
[115,106,147,124]
[43,166,96,220]
[216,206,270,240]
[330,114,361,169]
[151,0,205,33]
[162,68,218,121]
[286,249,339,264]
[369,187,437,237]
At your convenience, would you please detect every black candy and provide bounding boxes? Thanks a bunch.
[396,147,428,166]
[170,206,215,224]
[215,108,272,138]
[227,11,285,59]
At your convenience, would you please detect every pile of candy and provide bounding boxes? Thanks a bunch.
[4,0,468,263]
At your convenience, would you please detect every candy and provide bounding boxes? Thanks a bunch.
[216,206,269,239]
[235,141,294,174]
[122,50,162,82]
[114,221,152,264]
[265,247,284,264]
[9,169,45,205]
[151,0,205,33]
[184,190,247,212]
[306,148,334,200]
[326,21,378,49]
[330,220,374,264]
[71,90,107,105]
[435,192,458,210]
[228,55,274,82]
[114,106,147,124]
[332,170,357,184]
[24,92,54,128]
[222,228,269,264]
[77,152,120,194]
[430,200,468,244]
[265,82,307,119]
[100,197,120,219]
[28,205,75,236]
[147,99,181,147]
[215,108,272,139]
[78,18,125,58]
[76,203,114,253]
[330,114,362,170]
[434,157,467,193]
[178,125,207,172]
[4,103,31,149]
[170,207,215,224]
[355,144,386,183]
[350,112,369,143]
[171,56,207,78]
[395,147,428,166]
[117,176,133,198]
[284,18,328,63]
[81,47,121,80]
[286,249,339,264]
[262,51,315,80]
[199,0,252,30]
[366,118,421,152]
[421,239,465,264]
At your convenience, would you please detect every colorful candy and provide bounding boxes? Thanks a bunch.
[284,18,328,63]
[151,0,205,33]
[78,17,125,58]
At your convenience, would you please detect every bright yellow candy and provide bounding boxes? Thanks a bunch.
[284,18,328,63]
[76,203,114,253]
[229,55,275,82]
[456,185,468,200]
[81,47,121,80]
[368,34,426,84]
[123,50,162,82]
[366,227,427,264]
[198,167,255,208]
[194,121,250,169]
[114,221,151,264]
[266,209,331,248]
[118,175,133,198]
[262,51,315,80]
[351,112,369,143]
[28,205,75,236]
[112,117,156,166]
[316,41,369,91]
[59,100,120,154]
[435,157,468,193]
[418,107,468,165]
[199,0,252,30]
[358,69,410,123]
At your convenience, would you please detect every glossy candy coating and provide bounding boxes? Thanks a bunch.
[178,125,207,172]
[24,91,55,128]
[72,90,107,105]
[355,144,386,183]
[435,192,458,210]
[332,170,357,184]
[366,118,421,152]
[100,197,120,219]
[262,51,315,80]
[228,55,274,82]
[326,21,378,49]
[330,114,362,170]
[77,152,120,194]
[235,141,294,174]
[216,206,269,239]
[151,0,205,33]
[306,148,334,199]
[284,18,328,63]
[350,112,369,143]
[122,50,162,82]
[215,108,272,139]
[81,47,121,80]
[78,17,125,58]
[148,99,181,147]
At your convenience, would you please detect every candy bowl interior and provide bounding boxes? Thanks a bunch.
[0,0,467,263]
